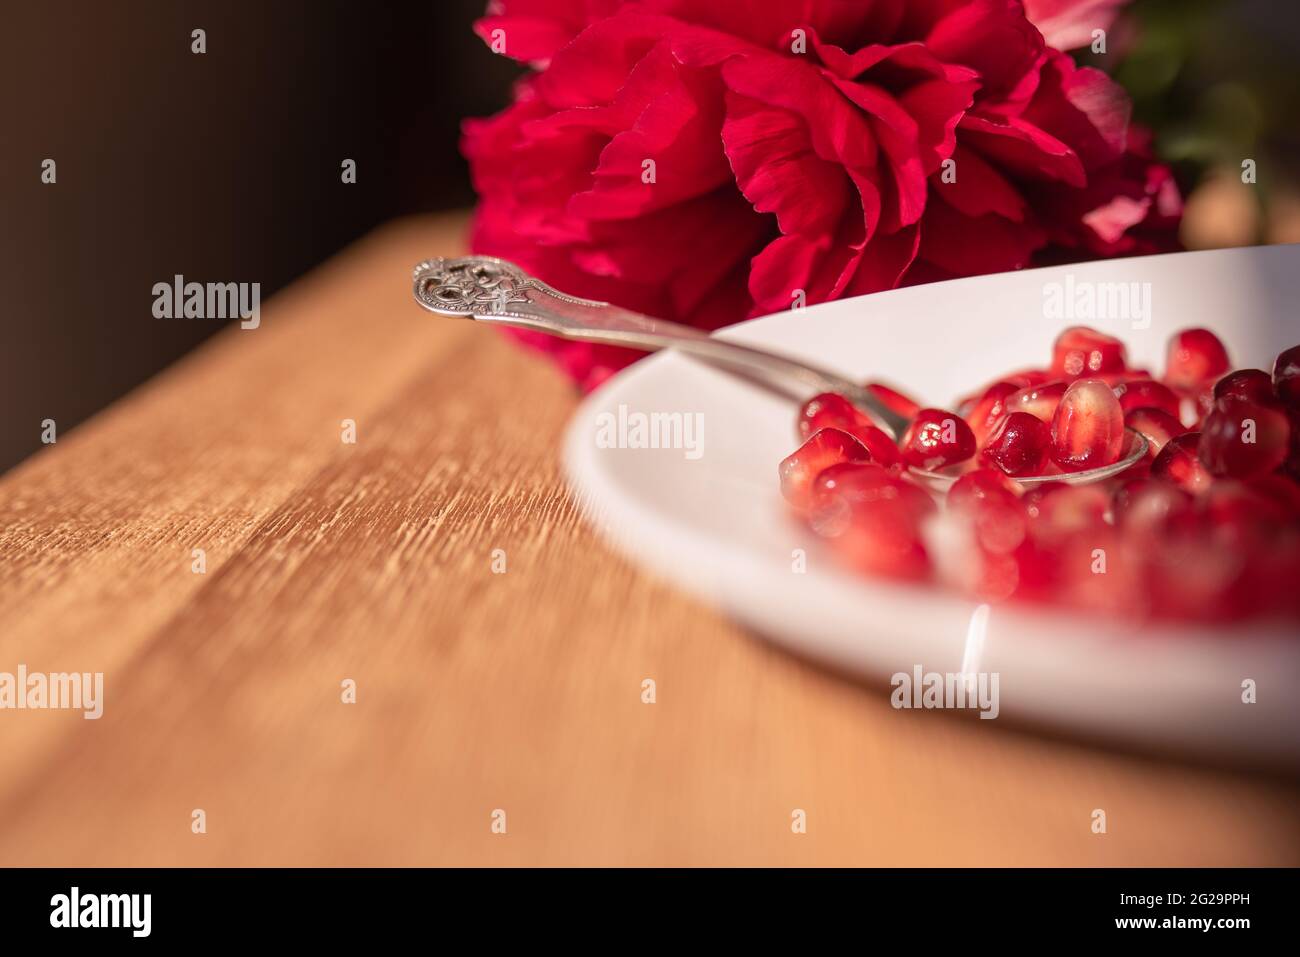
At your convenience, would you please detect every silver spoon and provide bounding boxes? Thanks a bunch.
[412,256,1147,489]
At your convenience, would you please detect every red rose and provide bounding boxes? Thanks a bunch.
[464,0,1179,390]
[1021,0,1128,51]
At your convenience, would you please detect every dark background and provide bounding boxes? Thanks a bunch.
[1,0,517,473]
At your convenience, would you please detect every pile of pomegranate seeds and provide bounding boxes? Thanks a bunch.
[778,326,1300,624]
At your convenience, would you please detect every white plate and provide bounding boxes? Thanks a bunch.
[562,245,1300,766]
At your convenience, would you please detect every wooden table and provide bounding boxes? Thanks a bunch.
[2,214,1296,866]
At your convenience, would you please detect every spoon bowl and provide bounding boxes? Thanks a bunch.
[906,429,1148,492]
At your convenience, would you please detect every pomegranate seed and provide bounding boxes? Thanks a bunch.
[798,393,902,468]
[1285,407,1300,481]
[1113,378,1181,418]
[1165,328,1231,391]
[980,411,1051,476]
[1150,431,1212,494]
[1147,518,1242,622]
[944,470,1029,592]
[779,428,871,511]
[1005,538,1059,600]
[830,496,930,580]
[1054,525,1143,617]
[1091,371,1143,387]
[1273,344,1300,410]
[965,381,1019,447]
[1020,480,1068,520]
[1202,480,1290,537]
[1005,368,1053,390]
[1050,378,1125,471]
[1195,483,1292,616]
[859,431,903,470]
[892,476,937,520]
[970,495,1029,556]
[1179,387,1213,430]
[947,468,1022,511]
[901,408,976,471]
[1214,369,1275,406]
[1198,396,1291,479]
[1120,456,1153,482]
[797,393,849,440]
[966,549,1024,602]
[1247,473,1300,517]
[865,382,921,420]
[1123,407,1187,459]
[810,460,893,511]
[1005,380,1069,423]
[1111,478,1195,538]
[808,462,934,537]
[1051,326,1127,379]
[958,370,1052,415]
[1024,483,1109,541]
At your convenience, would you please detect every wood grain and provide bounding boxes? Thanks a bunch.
[1,214,1296,866]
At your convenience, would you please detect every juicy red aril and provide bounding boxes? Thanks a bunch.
[980,411,1050,476]
[965,381,1019,447]
[1165,328,1231,391]
[947,468,1021,511]
[957,370,1050,415]
[1119,457,1153,483]
[857,429,903,469]
[1198,396,1291,479]
[1286,407,1300,481]
[968,498,1030,564]
[1273,344,1300,410]
[832,500,930,581]
[1020,480,1067,520]
[1051,326,1127,379]
[1113,378,1181,418]
[1123,407,1187,459]
[1247,473,1300,517]
[1111,478,1195,538]
[1060,523,1148,617]
[866,382,922,420]
[1005,380,1069,423]
[797,393,848,440]
[778,427,871,511]
[812,467,931,581]
[1150,431,1212,494]
[1202,480,1290,537]
[1050,378,1125,471]
[901,408,977,471]
[1021,484,1113,589]
[1092,370,1149,387]
[951,468,1019,512]
[965,549,1024,602]
[1183,386,1216,430]
[1145,517,1242,621]
[1214,369,1275,406]
[1003,368,1053,390]
[808,462,934,537]
[972,496,1028,556]
[945,469,1028,561]
[1197,483,1293,616]
[798,392,902,468]
[1024,483,1109,538]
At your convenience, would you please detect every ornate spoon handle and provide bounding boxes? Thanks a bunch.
[411,256,912,439]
